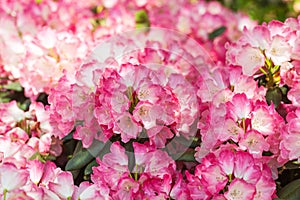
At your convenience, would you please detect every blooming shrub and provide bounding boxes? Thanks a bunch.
[1,0,300,199]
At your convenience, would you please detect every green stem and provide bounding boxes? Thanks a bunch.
[266,72,274,88]
[271,65,280,74]
[242,118,246,133]
[128,173,133,179]
[228,174,233,183]
[134,172,138,181]
[259,67,268,76]
[3,189,7,200]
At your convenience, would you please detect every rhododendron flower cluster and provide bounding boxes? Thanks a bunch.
[0,101,61,160]
[93,63,199,145]
[1,0,300,199]
[187,145,276,199]
[196,92,285,171]
[91,142,188,199]
[280,107,300,162]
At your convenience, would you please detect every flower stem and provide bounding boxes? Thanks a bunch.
[259,67,268,76]
[242,118,246,133]
[3,189,7,200]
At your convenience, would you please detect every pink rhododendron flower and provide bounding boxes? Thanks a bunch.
[48,171,74,199]
[91,141,185,199]
[226,93,253,121]
[0,158,78,199]
[0,101,61,159]
[49,76,75,139]
[27,160,45,185]
[224,17,300,128]
[239,130,270,158]
[20,28,88,98]
[224,179,256,200]
[236,46,265,76]
[265,35,292,66]
[280,107,300,161]
[288,82,300,106]
[188,146,276,199]
[197,88,284,163]
[73,181,111,200]
[0,163,29,192]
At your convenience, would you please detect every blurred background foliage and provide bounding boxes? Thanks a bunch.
[218,0,300,23]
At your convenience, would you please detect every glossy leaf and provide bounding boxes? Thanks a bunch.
[208,26,226,40]
[285,161,300,170]
[65,140,104,171]
[70,169,81,180]
[278,179,300,200]
[265,87,282,108]
[87,140,105,157]
[84,159,98,176]
[65,148,94,171]
[280,85,292,104]
[172,149,196,162]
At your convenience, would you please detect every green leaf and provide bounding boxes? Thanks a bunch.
[0,90,13,103]
[208,26,226,40]
[0,97,10,103]
[63,132,74,142]
[280,85,289,96]
[87,140,105,157]
[91,5,104,14]
[65,148,94,171]
[91,18,106,29]
[70,169,81,180]
[17,99,31,111]
[3,82,22,91]
[65,140,104,171]
[284,161,300,170]
[265,87,282,108]
[84,159,98,176]
[135,10,150,29]
[278,179,300,200]
[280,85,292,104]
[172,149,196,162]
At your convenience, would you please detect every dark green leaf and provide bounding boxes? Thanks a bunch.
[17,99,31,111]
[278,179,300,200]
[65,148,94,171]
[285,161,300,170]
[65,140,104,171]
[280,85,292,104]
[124,141,135,171]
[265,87,282,108]
[63,132,74,142]
[70,169,81,180]
[208,26,226,40]
[87,140,105,157]
[280,85,289,96]
[172,149,196,162]
[84,159,98,176]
